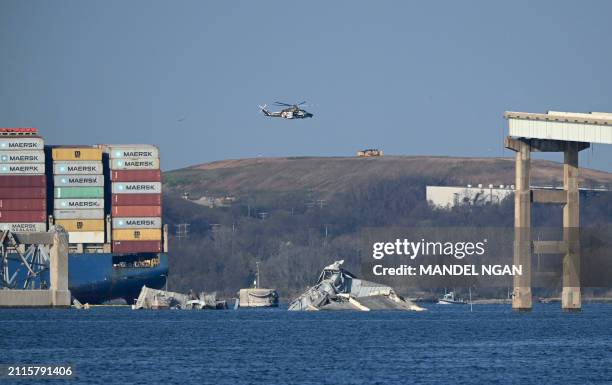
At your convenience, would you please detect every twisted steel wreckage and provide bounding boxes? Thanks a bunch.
[289,260,425,311]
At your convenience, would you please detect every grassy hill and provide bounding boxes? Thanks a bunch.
[164,156,612,198]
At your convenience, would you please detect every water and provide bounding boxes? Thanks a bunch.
[1,304,611,384]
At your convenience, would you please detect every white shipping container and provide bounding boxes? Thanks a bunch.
[110,158,160,170]
[53,161,103,175]
[54,174,104,187]
[68,231,105,244]
[0,222,47,232]
[0,163,45,174]
[112,182,162,194]
[55,199,104,209]
[53,209,105,219]
[112,217,162,229]
[0,150,45,163]
[0,137,44,151]
[108,145,159,159]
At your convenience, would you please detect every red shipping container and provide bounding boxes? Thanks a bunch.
[0,210,46,222]
[111,194,161,206]
[112,240,162,253]
[112,205,161,217]
[110,170,161,182]
[0,187,46,199]
[0,175,46,187]
[0,199,46,211]
[0,128,38,133]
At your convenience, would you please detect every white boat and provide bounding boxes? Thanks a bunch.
[437,291,467,305]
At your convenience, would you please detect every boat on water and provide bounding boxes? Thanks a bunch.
[437,291,468,305]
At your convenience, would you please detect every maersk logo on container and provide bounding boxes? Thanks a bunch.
[0,138,44,150]
[112,217,161,228]
[116,160,155,167]
[115,151,154,158]
[0,154,42,162]
[110,146,159,159]
[125,219,155,226]
[54,161,102,174]
[10,155,39,161]
[0,223,46,232]
[67,166,95,172]
[2,143,38,149]
[58,199,103,208]
[1,164,43,173]
[8,143,37,148]
[113,182,161,194]
[58,176,101,185]
[119,184,153,191]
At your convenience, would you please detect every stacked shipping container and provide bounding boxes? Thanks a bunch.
[0,130,46,232]
[0,134,165,252]
[52,147,105,243]
[108,145,162,253]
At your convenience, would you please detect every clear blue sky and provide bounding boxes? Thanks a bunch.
[1,1,611,171]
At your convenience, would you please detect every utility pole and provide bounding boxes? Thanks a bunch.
[322,224,330,246]
[175,223,190,241]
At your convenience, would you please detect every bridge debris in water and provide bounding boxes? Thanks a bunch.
[131,285,227,310]
[288,260,425,311]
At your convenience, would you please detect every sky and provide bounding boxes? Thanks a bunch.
[1,1,611,172]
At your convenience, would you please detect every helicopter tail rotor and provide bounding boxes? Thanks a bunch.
[259,104,271,116]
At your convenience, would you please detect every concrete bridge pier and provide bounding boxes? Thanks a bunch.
[50,230,71,307]
[562,143,581,311]
[504,110,612,311]
[506,137,588,311]
[512,139,532,311]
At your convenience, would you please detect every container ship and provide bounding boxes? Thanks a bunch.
[0,128,168,303]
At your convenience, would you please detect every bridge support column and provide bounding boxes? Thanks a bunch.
[506,137,589,312]
[50,230,70,307]
[562,143,581,311]
[512,140,532,310]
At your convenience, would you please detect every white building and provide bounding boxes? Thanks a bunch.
[427,184,609,208]
[426,185,514,208]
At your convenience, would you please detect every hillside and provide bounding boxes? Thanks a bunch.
[164,156,612,198]
[161,156,612,297]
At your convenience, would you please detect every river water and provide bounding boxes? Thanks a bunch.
[1,304,611,384]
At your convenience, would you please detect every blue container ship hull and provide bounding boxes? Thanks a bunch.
[69,253,169,304]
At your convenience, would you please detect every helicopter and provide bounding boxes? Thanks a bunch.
[259,101,313,119]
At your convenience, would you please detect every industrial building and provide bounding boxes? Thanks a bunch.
[426,184,514,207]
[426,184,608,208]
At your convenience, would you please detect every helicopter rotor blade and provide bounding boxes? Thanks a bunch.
[273,101,293,106]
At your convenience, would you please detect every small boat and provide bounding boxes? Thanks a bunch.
[437,291,467,305]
